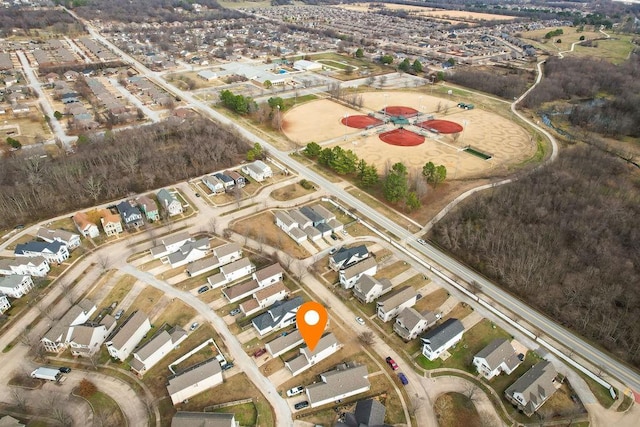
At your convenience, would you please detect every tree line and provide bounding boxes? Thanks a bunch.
[0,117,251,229]
[431,145,640,368]
[446,67,531,100]
[0,9,78,36]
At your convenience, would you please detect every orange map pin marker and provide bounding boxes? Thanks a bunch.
[297,301,328,351]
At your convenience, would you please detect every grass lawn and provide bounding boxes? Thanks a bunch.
[617,393,634,412]
[538,382,588,421]
[4,233,35,250]
[282,94,317,110]
[270,182,315,201]
[573,36,636,64]
[93,272,135,313]
[400,274,430,291]
[574,369,616,408]
[157,265,186,280]
[138,258,164,271]
[212,402,256,425]
[375,260,410,279]
[441,302,473,322]
[414,288,449,313]
[346,188,418,233]
[87,391,126,426]
[172,345,216,373]
[126,286,164,317]
[230,212,310,259]
[154,299,197,329]
[434,392,480,427]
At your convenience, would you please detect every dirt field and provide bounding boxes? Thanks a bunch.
[340,3,515,21]
[283,92,534,180]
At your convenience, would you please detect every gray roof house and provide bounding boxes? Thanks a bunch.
[36,228,81,249]
[252,296,302,336]
[376,286,418,322]
[505,361,558,416]
[116,201,144,228]
[330,245,369,271]
[171,412,236,427]
[340,257,378,289]
[353,275,393,304]
[15,241,69,264]
[167,358,223,405]
[393,307,440,341]
[285,332,341,376]
[157,189,183,216]
[130,327,188,375]
[299,206,324,227]
[420,318,465,361]
[473,338,523,380]
[265,329,304,357]
[306,363,370,408]
[336,399,392,427]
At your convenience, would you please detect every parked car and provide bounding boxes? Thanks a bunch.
[229,308,241,316]
[355,316,365,325]
[253,348,267,358]
[195,193,201,197]
[417,239,427,246]
[190,322,199,331]
[330,234,338,241]
[286,386,304,397]
[221,362,234,371]
[198,286,209,294]
[329,247,337,255]
[385,357,399,371]
[294,400,309,410]
[14,224,24,230]
[59,367,71,374]
[114,309,124,320]
[398,372,409,385]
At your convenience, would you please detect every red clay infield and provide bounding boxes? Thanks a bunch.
[417,119,463,134]
[379,128,425,147]
[384,106,419,117]
[341,115,384,129]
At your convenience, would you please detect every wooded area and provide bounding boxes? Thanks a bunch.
[446,67,531,100]
[0,9,78,35]
[431,146,640,367]
[522,55,640,138]
[0,117,251,229]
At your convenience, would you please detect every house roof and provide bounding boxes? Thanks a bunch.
[353,399,389,427]
[266,329,303,355]
[36,228,78,243]
[43,299,95,342]
[356,275,392,295]
[0,256,48,270]
[137,195,158,212]
[0,275,28,288]
[220,257,253,276]
[116,201,142,222]
[99,208,121,224]
[213,242,241,259]
[331,245,368,267]
[224,170,243,181]
[135,330,171,361]
[167,358,221,396]
[288,210,310,226]
[254,281,287,302]
[214,173,234,184]
[395,307,425,331]
[15,241,65,256]
[306,363,370,405]
[290,227,307,240]
[299,206,323,224]
[70,324,103,347]
[161,232,192,248]
[303,226,321,238]
[109,310,149,349]
[222,279,259,301]
[343,257,377,279]
[252,296,302,332]
[327,218,344,230]
[311,204,335,221]
[203,175,224,188]
[420,318,465,350]
[171,411,235,427]
[254,263,282,283]
[157,189,178,206]
[300,332,338,360]
[475,338,521,372]
[316,222,332,234]
[274,211,296,228]
[185,256,220,275]
[167,238,209,265]
[377,286,416,310]
[253,160,270,172]
[100,314,116,330]
[505,360,557,411]
[73,212,96,230]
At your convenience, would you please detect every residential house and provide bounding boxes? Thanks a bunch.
[274,211,297,233]
[310,204,336,222]
[265,329,304,357]
[505,361,558,416]
[252,296,302,336]
[185,256,221,277]
[41,299,97,353]
[117,201,144,229]
[253,263,283,287]
[0,295,10,315]
[171,412,236,427]
[285,333,341,376]
[220,258,255,282]
[420,318,465,361]
[376,286,418,322]
[299,206,324,227]
[306,363,370,408]
[353,275,393,304]
[157,189,183,216]
[202,175,225,195]
[473,338,523,380]
[165,238,210,268]
[15,241,69,264]
[241,160,272,182]
[327,218,344,233]
[151,232,193,259]
[73,212,100,238]
[336,399,392,427]
[222,279,260,303]
[130,327,188,375]
[36,228,81,250]
[394,308,440,341]
[214,173,235,191]
[0,275,34,298]
[340,257,378,289]
[167,358,223,405]
[105,310,152,361]
[330,245,369,271]
[213,243,242,265]
[303,226,322,242]
[0,257,50,277]
[239,281,288,316]
[69,316,117,357]
[99,209,123,236]
[224,170,245,188]
[288,210,312,229]
[137,195,160,222]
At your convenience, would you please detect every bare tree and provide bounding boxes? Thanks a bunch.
[97,253,112,273]
[59,279,76,304]
[478,410,500,427]
[208,217,218,235]
[463,383,480,402]
[11,388,28,412]
[408,395,425,417]
[357,331,375,346]
[36,302,55,321]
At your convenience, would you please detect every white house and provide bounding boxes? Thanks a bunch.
[151,232,193,259]
[73,211,100,238]
[202,175,225,194]
[293,59,323,71]
[105,311,151,361]
[213,243,242,265]
[157,189,183,216]
[165,238,210,268]
[376,286,418,322]
[15,241,69,264]
[185,256,221,277]
[0,294,10,314]
[69,318,116,357]
[285,333,341,376]
[41,299,97,353]
[130,327,188,375]
[0,275,34,298]
[0,257,50,277]
[329,245,369,271]
[167,358,223,405]
[220,258,255,282]
[240,281,289,316]
[393,307,440,341]
[288,210,312,229]
[474,339,523,380]
[420,318,465,361]
[340,257,377,289]
[253,263,283,287]
[306,363,370,408]
[353,275,393,304]
[99,209,123,236]
[265,329,304,357]
[36,228,81,250]
[222,279,260,303]
[241,160,272,182]
[252,297,302,336]
[505,361,558,416]
[274,211,307,244]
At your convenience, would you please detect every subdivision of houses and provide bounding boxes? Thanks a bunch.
[223,262,282,303]
[167,358,223,405]
[473,338,523,380]
[285,333,341,376]
[376,286,418,322]
[505,360,559,416]
[252,296,302,336]
[420,318,465,361]
[241,160,272,182]
[0,257,50,277]
[393,307,440,341]
[185,256,221,278]
[15,241,69,264]
[157,188,183,216]
[265,329,304,357]
[329,245,369,271]
[36,228,81,249]
[137,195,160,222]
[353,275,393,303]
[305,363,370,408]
[105,310,152,361]
[340,257,378,289]
[130,327,188,376]
[213,243,243,265]
[117,201,145,229]
[219,258,255,283]
[40,299,97,353]
[0,275,34,298]
[73,211,100,238]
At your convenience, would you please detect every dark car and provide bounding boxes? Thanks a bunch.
[198,286,209,294]
[229,308,241,316]
[385,357,399,370]
[253,348,267,358]
[14,224,24,230]
[59,367,71,374]
[195,193,201,197]
[221,362,234,371]
[398,372,409,385]
[294,401,309,410]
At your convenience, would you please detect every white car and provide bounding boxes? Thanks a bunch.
[355,316,365,325]
[286,386,304,397]
[417,239,427,246]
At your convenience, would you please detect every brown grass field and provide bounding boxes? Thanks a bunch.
[340,3,515,21]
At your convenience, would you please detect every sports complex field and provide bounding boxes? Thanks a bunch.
[283,92,534,179]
